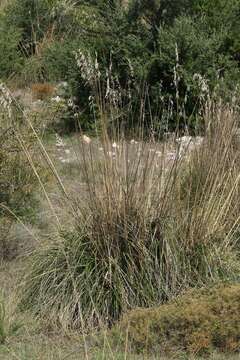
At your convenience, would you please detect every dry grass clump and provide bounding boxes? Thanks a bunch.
[114,283,240,355]
[31,83,55,100]
[20,101,240,330]
[21,138,179,329]
[168,103,240,285]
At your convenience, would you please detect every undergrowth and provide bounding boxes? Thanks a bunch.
[0,84,43,260]
[113,283,240,355]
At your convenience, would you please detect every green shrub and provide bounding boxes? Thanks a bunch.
[4,0,56,55]
[19,55,46,85]
[42,41,98,132]
[2,0,240,132]
[147,15,240,131]
[42,40,78,82]
[0,19,23,79]
[1,0,240,128]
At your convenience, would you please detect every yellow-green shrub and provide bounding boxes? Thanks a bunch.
[115,284,240,355]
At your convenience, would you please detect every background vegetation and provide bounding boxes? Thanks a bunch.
[1,0,240,132]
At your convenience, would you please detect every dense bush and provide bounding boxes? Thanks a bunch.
[2,0,79,55]
[0,19,23,79]
[114,284,240,355]
[1,0,240,131]
[148,15,240,130]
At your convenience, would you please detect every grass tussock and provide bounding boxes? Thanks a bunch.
[114,283,240,355]
[20,101,240,330]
